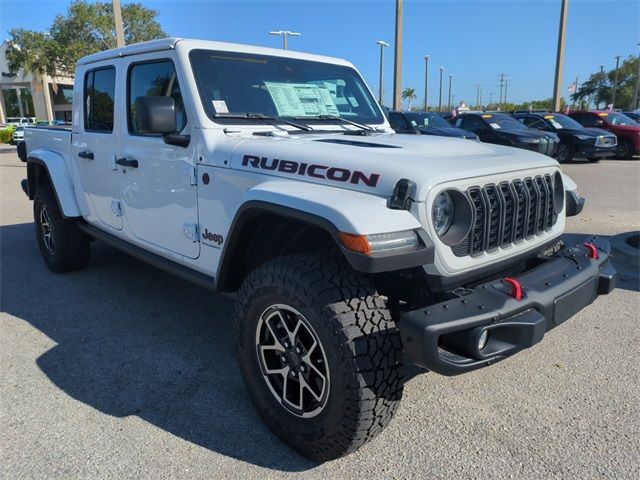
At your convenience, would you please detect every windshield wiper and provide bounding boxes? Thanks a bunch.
[213,112,313,132]
[294,114,375,133]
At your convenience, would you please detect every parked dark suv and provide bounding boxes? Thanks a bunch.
[452,112,559,157]
[569,111,639,159]
[513,112,617,163]
[388,111,478,140]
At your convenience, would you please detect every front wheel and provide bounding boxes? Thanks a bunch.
[615,139,634,160]
[555,141,573,163]
[235,254,404,461]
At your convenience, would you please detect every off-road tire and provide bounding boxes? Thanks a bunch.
[33,185,90,272]
[235,253,404,462]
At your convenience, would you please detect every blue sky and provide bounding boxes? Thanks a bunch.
[1,0,638,106]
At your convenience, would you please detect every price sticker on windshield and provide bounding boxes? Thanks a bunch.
[212,100,229,114]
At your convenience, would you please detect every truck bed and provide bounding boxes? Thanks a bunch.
[24,126,72,160]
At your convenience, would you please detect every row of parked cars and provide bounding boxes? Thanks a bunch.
[387,109,639,162]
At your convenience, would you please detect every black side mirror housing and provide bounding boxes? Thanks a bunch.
[135,96,177,134]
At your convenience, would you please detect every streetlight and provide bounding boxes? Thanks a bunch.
[424,55,430,111]
[376,41,390,105]
[552,0,569,111]
[269,30,301,50]
[611,55,621,108]
[489,92,495,108]
[447,74,453,110]
[438,67,445,112]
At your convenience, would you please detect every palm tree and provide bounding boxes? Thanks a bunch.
[402,87,417,111]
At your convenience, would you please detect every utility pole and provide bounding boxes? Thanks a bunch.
[611,55,622,109]
[479,87,483,110]
[438,67,444,112]
[392,0,403,110]
[376,41,389,105]
[552,0,569,111]
[489,91,494,108]
[112,0,125,48]
[269,30,301,49]
[424,55,430,111]
[476,83,480,109]
[598,65,605,108]
[499,73,504,106]
[572,75,579,108]
[447,74,453,110]
[633,44,640,110]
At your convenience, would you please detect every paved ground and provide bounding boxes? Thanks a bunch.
[1,146,639,479]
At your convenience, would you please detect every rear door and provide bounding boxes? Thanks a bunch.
[118,53,199,259]
[72,62,122,230]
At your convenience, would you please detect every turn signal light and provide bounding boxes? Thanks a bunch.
[583,242,598,259]
[337,232,371,254]
[503,277,523,301]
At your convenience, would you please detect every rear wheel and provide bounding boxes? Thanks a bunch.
[235,253,404,461]
[33,185,90,272]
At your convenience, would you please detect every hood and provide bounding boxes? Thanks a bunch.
[608,123,640,133]
[222,131,558,201]
[418,127,477,139]
[580,127,612,137]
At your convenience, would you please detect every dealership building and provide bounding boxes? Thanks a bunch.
[0,40,73,124]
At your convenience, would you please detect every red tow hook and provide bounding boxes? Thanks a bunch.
[583,242,599,260]
[503,277,523,301]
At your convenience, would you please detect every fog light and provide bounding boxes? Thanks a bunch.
[477,330,489,350]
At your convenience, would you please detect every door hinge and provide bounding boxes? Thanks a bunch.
[190,166,197,186]
[183,223,199,242]
[111,200,122,217]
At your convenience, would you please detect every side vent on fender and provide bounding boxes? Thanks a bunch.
[389,178,415,210]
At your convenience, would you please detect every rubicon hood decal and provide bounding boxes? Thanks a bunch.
[242,154,381,187]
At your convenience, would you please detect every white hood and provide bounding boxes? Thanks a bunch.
[225,132,559,201]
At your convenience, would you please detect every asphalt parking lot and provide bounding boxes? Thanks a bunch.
[1,146,638,479]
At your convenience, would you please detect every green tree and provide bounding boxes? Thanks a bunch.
[572,56,639,110]
[402,87,417,111]
[6,1,165,79]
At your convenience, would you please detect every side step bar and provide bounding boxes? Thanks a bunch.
[77,223,216,291]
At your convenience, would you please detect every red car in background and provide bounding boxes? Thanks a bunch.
[568,111,639,159]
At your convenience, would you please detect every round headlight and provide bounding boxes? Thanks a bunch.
[432,192,454,236]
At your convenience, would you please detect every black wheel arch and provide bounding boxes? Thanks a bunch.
[26,157,72,219]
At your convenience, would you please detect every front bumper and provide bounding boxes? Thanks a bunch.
[399,235,616,375]
[577,142,616,158]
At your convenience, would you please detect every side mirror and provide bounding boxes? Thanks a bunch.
[135,96,176,134]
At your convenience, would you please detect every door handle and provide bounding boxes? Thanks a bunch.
[115,157,139,168]
[78,150,94,160]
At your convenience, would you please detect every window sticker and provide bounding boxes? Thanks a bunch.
[598,112,608,117]
[489,122,501,129]
[544,115,554,119]
[264,82,339,117]
[482,114,492,118]
[212,100,229,113]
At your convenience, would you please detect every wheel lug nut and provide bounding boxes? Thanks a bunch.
[284,341,291,348]
[291,370,297,377]
[300,365,307,372]
[295,346,302,354]
[281,355,287,363]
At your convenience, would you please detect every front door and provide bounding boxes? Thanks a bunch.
[73,62,122,230]
[118,54,199,259]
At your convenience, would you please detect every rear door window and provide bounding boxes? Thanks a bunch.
[84,67,116,133]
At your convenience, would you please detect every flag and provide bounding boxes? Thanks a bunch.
[567,82,577,95]
[451,107,457,118]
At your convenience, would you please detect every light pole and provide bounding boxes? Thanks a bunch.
[476,83,480,109]
[424,55,430,111]
[269,30,301,50]
[552,0,569,111]
[479,87,483,110]
[611,55,622,108]
[392,0,403,110]
[447,74,453,110]
[438,67,444,112]
[633,43,640,110]
[598,65,605,108]
[489,92,495,109]
[376,41,389,105]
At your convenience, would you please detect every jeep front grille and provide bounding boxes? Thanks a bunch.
[452,174,558,257]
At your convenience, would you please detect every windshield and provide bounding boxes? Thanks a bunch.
[483,113,527,130]
[189,49,384,126]
[601,112,638,126]
[543,114,583,129]
[404,112,450,129]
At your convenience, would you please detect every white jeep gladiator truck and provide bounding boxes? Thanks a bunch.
[19,38,616,461]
